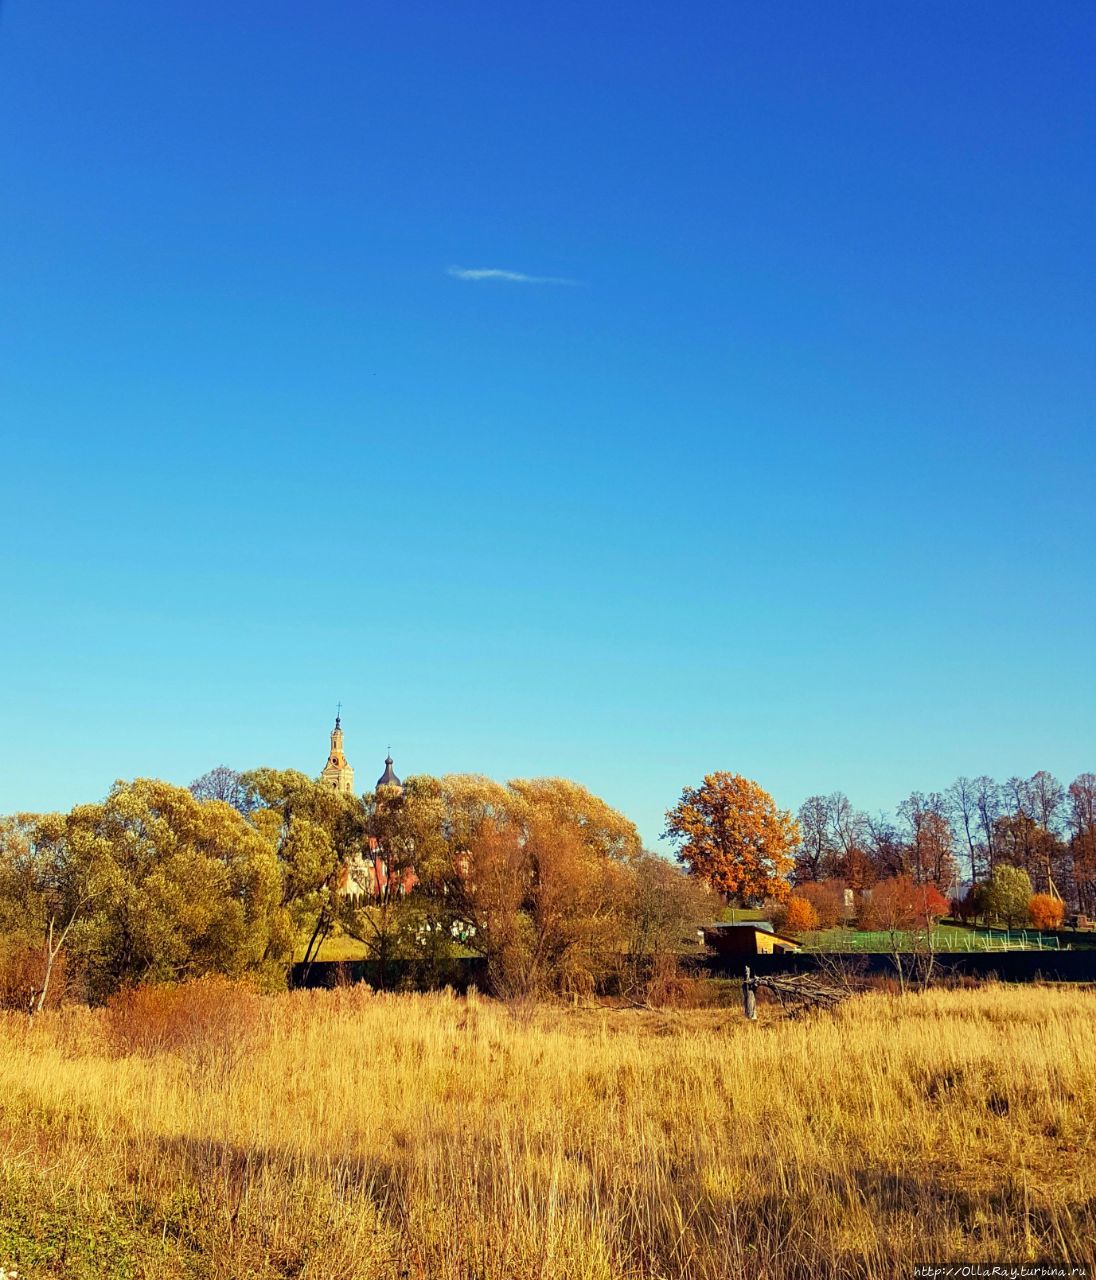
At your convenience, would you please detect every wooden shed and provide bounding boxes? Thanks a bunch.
[702,921,802,956]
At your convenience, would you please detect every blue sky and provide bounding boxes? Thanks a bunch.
[1,1,1093,848]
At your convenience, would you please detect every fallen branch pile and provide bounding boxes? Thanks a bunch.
[741,965,851,1018]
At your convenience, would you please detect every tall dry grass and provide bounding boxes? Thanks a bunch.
[0,983,1093,1279]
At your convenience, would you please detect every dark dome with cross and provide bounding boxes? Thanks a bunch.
[376,754,402,790]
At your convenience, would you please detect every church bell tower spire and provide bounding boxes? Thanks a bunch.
[320,707,355,794]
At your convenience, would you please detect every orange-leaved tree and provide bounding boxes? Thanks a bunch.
[663,773,798,905]
[1028,893,1064,931]
[782,895,820,934]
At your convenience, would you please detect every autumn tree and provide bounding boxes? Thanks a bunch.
[827,792,873,887]
[858,875,946,934]
[982,864,1033,927]
[795,879,844,929]
[1028,771,1065,832]
[663,773,798,905]
[338,775,449,986]
[858,875,949,990]
[428,775,644,998]
[1068,773,1096,914]
[954,880,987,922]
[189,766,255,815]
[782,895,820,934]
[53,779,286,999]
[419,772,530,983]
[508,776,643,864]
[521,811,632,996]
[449,818,527,991]
[430,773,527,864]
[792,795,838,883]
[452,813,630,999]
[242,768,363,964]
[0,815,57,1009]
[941,772,1074,901]
[993,812,1063,895]
[898,792,957,890]
[0,812,103,1011]
[973,776,1002,869]
[1028,893,1064,931]
[620,852,710,1000]
[827,791,857,853]
[1025,770,1067,896]
[946,777,982,883]
[863,813,905,881]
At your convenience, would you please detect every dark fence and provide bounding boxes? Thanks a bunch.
[293,949,1096,992]
[292,957,488,992]
[698,950,1096,983]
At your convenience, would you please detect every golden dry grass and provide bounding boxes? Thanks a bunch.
[0,984,1093,1279]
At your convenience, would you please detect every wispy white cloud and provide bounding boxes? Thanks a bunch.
[447,265,578,285]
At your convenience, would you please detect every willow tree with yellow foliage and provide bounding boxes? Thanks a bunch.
[663,772,799,905]
[434,775,645,998]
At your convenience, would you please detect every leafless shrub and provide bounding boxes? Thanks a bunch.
[0,940,71,1012]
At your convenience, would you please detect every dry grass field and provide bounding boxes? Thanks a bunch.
[0,983,1093,1279]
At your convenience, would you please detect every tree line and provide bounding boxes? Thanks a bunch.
[787,771,1096,912]
[660,769,1095,942]
[5,763,1092,1011]
[0,768,707,1011]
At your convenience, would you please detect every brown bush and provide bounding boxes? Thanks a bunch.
[1028,894,1064,931]
[104,975,268,1075]
[858,876,949,933]
[0,940,69,1013]
[641,953,704,1008]
[795,880,844,929]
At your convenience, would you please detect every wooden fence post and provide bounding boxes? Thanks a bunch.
[742,965,757,1021]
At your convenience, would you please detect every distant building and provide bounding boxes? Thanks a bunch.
[702,921,802,956]
[376,753,401,791]
[338,839,417,902]
[320,714,355,794]
[319,712,403,798]
[318,713,413,901]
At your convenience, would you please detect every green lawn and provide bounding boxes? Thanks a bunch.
[801,923,1067,953]
[294,931,371,962]
[294,930,480,963]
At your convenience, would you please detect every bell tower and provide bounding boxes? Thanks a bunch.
[320,708,355,794]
